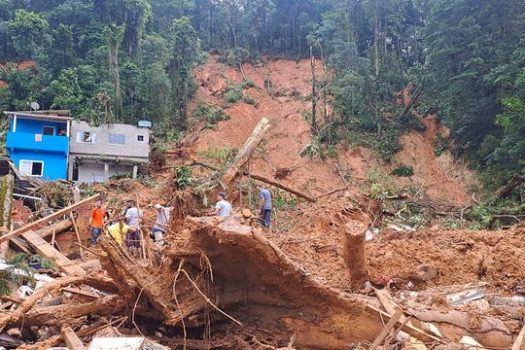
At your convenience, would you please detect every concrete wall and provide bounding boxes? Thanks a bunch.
[70,121,150,159]
[9,150,68,180]
[76,161,135,183]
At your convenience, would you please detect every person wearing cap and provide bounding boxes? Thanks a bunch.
[215,192,232,217]
[152,204,173,246]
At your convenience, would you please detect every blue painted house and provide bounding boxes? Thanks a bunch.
[4,111,71,180]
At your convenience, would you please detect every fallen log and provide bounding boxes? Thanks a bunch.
[35,219,73,239]
[220,117,271,187]
[246,173,317,203]
[180,217,514,349]
[20,295,125,326]
[0,274,116,331]
[495,174,525,199]
[0,194,100,243]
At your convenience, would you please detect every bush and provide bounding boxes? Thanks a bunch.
[175,166,193,189]
[434,133,449,156]
[240,78,255,89]
[192,103,230,128]
[199,146,237,165]
[242,95,257,106]
[392,165,414,177]
[224,87,243,103]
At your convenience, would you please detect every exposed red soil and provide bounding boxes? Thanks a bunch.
[188,56,476,206]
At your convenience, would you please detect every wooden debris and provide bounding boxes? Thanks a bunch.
[512,324,525,350]
[495,174,525,199]
[61,325,87,350]
[372,310,403,346]
[0,193,100,243]
[21,230,85,276]
[246,173,317,203]
[70,212,85,261]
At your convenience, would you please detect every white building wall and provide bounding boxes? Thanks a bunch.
[77,163,135,183]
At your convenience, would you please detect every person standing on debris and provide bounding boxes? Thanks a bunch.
[152,204,173,246]
[215,192,232,217]
[89,200,105,245]
[258,186,272,229]
[107,217,128,246]
[124,199,142,249]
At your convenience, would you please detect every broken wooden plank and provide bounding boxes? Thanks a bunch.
[35,219,73,239]
[21,230,85,276]
[61,287,100,299]
[246,173,317,203]
[0,194,100,243]
[512,323,525,350]
[220,117,271,187]
[372,310,404,346]
[61,325,87,350]
[69,212,84,261]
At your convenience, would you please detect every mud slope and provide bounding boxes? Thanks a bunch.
[189,55,476,204]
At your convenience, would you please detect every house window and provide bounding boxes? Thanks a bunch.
[137,135,144,142]
[19,160,44,177]
[77,131,96,143]
[109,133,125,145]
[42,126,55,136]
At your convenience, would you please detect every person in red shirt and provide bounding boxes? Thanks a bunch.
[89,201,105,245]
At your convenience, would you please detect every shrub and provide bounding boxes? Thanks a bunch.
[224,87,243,103]
[434,133,449,156]
[242,95,257,106]
[192,103,230,128]
[175,166,193,189]
[240,78,255,89]
[392,165,414,177]
[199,146,237,164]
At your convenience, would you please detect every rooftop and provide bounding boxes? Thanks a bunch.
[4,111,73,122]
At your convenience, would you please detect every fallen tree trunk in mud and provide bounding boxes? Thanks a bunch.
[220,117,271,188]
[495,174,525,199]
[20,295,125,326]
[0,274,116,331]
[35,219,73,239]
[97,216,513,349]
[245,173,317,203]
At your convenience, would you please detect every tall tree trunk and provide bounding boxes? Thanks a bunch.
[310,46,318,134]
[107,26,124,120]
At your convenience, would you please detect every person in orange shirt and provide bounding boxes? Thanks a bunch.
[89,201,105,245]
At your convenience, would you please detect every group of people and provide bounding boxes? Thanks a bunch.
[88,186,272,248]
[214,185,273,229]
[89,199,173,249]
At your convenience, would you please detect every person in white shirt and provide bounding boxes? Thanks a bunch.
[215,192,232,217]
[124,199,142,249]
[152,203,173,246]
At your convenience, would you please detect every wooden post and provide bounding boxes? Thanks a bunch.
[135,193,147,260]
[69,212,85,261]
[342,222,369,289]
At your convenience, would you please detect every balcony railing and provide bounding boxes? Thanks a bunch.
[6,131,69,154]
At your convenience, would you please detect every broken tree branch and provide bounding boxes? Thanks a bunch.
[245,172,317,203]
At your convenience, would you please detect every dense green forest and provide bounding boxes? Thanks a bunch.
[1,0,525,192]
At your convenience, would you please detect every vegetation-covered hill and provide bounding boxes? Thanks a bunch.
[1,0,525,199]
